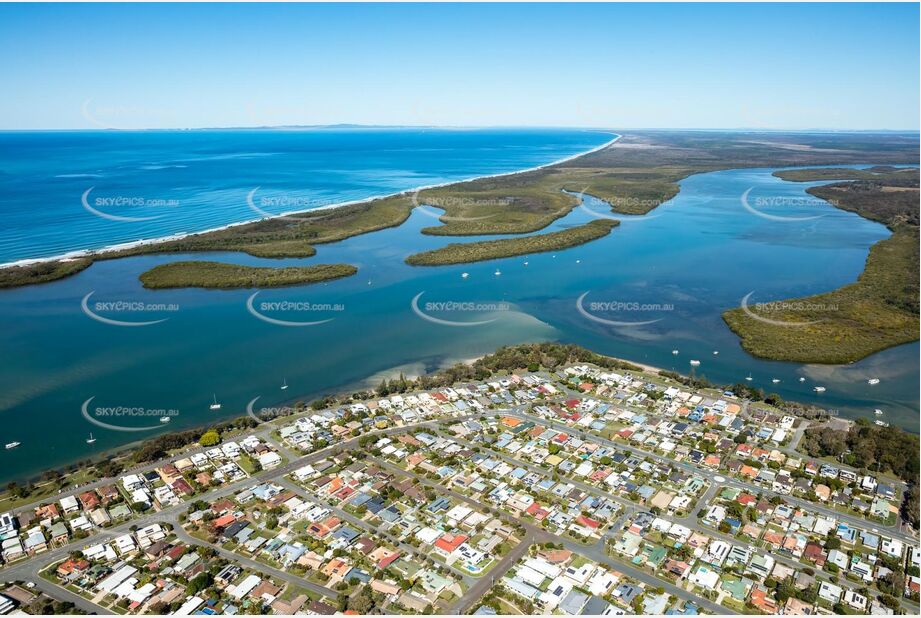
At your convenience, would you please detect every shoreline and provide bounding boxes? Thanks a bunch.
[0,131,621,269]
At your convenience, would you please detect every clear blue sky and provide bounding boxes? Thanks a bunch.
[1,3,918,130]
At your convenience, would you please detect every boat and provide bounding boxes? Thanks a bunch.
[281,378,289,391]
[576,259,581,264]
[523,261,529,266]
[745,373,753,381]
[874,420,889,427]
[494,269,501,276]
[814,386,826,393]
[86,433,96,444]
[209,394,222,410]
[5,442,20,450]
[160,416,171,423]
[868,378,880,385]
[799,377,806,382]
[712,350,719,355]
[672,349,679,355]
[689,360,701,367]
[874,409,883,416]
[461,272,469,278]
[772,378,781,384]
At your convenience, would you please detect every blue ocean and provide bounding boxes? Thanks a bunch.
[0,129,916,483]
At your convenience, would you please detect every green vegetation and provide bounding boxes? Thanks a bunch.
[0,257,92,288]
[801,418,919,528]
[198,429,221,447]
[139,261,357,289]
[723,167,919,363]
[5,131,916,289]
[405,219,617,265]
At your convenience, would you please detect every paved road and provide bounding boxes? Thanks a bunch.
[449,533,534,615]
[171,526,338,601]
[368,456,734,615]
[502,408,917,543]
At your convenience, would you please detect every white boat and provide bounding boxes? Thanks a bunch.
[874,409,883,416]
[209,394,222,410]
[874,420,889,427]
[689,360,701,367]
[5,442,20,450]
[772,378,781,384]
[814,386,826,393]
[86,433,96,444]
[160,416,171,423]
[494,269,501,276]
[798,377,806,382]
[523,261,529,266]
[868,378,880,385]
[576,260,581,264]
[461,272,469,278]
[745,373,753,382]
[672,349,679,355]
[281,378,289,391]
[712,350,719,355]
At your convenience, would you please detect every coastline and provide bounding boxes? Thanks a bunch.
[0,131,621,269]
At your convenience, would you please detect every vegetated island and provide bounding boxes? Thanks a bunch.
[722,166,919,364]
[2,131,918,289]
[139,261,357,289]
[405,219,617,265]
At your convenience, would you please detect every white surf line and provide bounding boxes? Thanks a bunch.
[1,131,621,270]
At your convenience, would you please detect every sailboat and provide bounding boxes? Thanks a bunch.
[86,433,96,445]
[745,373,753,382]
[494,269,501,276]
[209,394,222,410]
[281,378,289,391]
[712,350,719,355]
[461,272,469,279]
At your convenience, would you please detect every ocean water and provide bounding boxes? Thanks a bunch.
[0,130,917,484]
[0,128,613,264]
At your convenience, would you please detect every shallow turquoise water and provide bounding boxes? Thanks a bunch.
[0,150,917,482]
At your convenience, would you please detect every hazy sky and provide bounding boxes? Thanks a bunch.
[1,3,918,130]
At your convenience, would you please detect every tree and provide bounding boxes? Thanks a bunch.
[199,429,221,447]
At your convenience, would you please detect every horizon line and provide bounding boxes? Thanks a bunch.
[0,124,919,134]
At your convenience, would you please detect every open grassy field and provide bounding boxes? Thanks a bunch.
[723,166,919,363]
[406,219,617,265]
[139,261,358,289]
